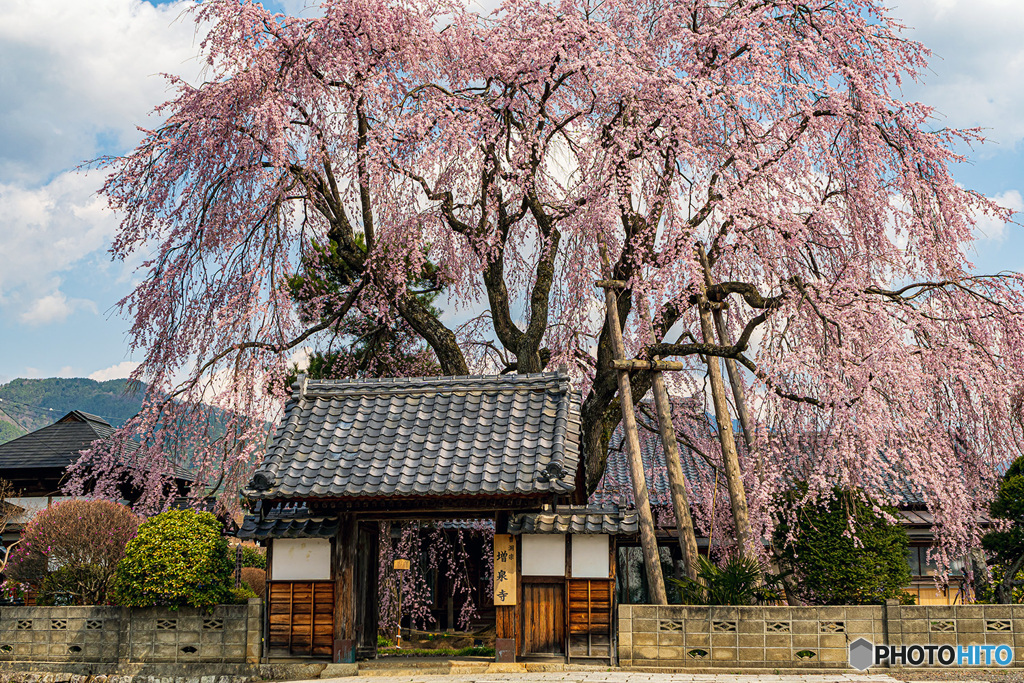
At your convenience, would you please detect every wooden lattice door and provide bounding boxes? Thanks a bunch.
[268,581,335,657]
[567,578,613,659]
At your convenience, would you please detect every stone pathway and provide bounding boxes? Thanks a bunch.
[302,671,907,683]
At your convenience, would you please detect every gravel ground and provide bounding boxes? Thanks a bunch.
[891,671,1024,683]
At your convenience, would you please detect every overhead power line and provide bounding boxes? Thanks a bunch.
[0,396,134,424]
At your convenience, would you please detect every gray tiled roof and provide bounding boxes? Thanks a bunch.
[0,410,196,482]
[244,371,580,501]
[590,408,929,511]
[509,506,638,535]
[237,514,339,539]
[237,513,497,538]
[0,410,118,469]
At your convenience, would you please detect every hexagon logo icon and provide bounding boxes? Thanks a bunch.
[849,638,874,671]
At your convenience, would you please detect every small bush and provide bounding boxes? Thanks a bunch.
[7,500,139,605]
[377,645,495,657]
[37,565,106,606]
[228,585,258,604]
[669,555,781,605]
[114,509,233,610]
[240,567,266,598]
[238,545,266,569]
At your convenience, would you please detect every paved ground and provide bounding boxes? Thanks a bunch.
[301,673,1007,683]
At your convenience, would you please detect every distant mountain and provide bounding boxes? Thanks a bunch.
[0,421,23,445]
[0,377,145,444]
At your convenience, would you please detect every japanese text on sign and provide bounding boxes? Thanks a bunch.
[493,534,517,606]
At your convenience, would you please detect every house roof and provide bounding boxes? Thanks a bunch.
[0,410,119,470]
[590,408,930,511]
[242,370,581,503]
[0,409,196,484]
[509,506,638,535]
[238,514,339,540]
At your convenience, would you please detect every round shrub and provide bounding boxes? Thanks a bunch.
[114,509,233,610]
[229,585,258,604]
[7,499,139,605]
[240,567,266,598]
[982,455,1024,603]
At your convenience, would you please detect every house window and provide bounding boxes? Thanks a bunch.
[906,546,964,578]
[906,547,922,576]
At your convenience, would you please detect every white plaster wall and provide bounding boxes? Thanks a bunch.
[571,534,609,578]
[271,538,332,580]
[521,534,565,576]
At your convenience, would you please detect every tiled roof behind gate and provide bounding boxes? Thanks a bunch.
[509,506,639,535]
[590,407,931,510]
[243,371,581,500]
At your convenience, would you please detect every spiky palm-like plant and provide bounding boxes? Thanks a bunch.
[669,555,780,606]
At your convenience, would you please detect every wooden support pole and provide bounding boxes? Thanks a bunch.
[712,308,755,452]
[596,244,668,606]
[610,359,687,372]
[711,306,770,495]
[638,306,701,582]
[696,244,753,558]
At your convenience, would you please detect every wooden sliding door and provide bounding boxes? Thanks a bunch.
[521,577,565,656]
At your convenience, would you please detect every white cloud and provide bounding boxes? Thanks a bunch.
[17,366,74,382]
[88,361,141,382]
[0,0,212,326]
[19,291,97,326]
[277,0,324,17]
[0,170,115,320]
[287,346,314,372]
[973,190,1023,241]
[0,0,204,185]
[892,0,1024,148]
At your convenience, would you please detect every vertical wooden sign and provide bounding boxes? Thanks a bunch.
[493,534,517,606]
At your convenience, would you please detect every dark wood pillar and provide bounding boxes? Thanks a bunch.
[495,604,517,662]
[334,514,357,662]
[355,521,380,659]
[494,514,517,662]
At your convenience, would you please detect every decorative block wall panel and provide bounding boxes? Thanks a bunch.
[618,603,1024,669]
[0,600,261,665]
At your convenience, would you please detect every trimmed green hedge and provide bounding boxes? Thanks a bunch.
[114,509,233,610]
[774,486,914,605]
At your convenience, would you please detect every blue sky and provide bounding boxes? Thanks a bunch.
[0,0,1021,384]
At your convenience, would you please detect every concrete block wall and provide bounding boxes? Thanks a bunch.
[0,607,121,663]
[0,601,261,666]
[887,604,1024,664]
[619,603,1024,668]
